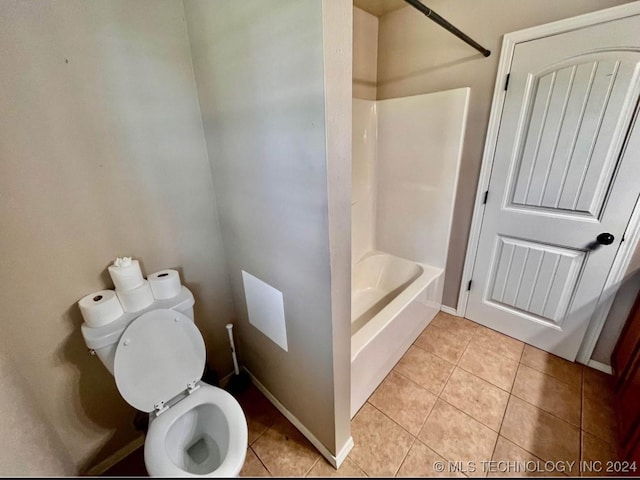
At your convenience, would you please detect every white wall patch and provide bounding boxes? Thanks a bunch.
[241,270,288,351]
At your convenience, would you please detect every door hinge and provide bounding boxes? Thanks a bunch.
[467,280,472,291]
[483,190,489,204]
[504,73,511,91]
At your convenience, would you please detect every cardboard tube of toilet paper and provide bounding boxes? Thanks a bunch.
[116,280,154,312]
[79,290,124,327]
[148,269,182,300]
[108,257,144,291]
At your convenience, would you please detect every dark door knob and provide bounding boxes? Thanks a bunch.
[597,233,615,245]
[587,233,615,251]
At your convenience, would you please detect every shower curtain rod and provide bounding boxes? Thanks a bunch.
[403,0,491,57]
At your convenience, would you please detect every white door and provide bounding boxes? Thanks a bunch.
[466,15,640,361]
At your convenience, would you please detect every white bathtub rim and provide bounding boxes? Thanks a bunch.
[354,250,422,285]
[351,251,422,324]
[351,252,442,361]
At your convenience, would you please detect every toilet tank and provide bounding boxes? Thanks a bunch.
[81,287,195,375]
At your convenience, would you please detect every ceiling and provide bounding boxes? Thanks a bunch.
[353,0,407,17]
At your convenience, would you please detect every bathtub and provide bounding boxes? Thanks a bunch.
[351,251,443,417]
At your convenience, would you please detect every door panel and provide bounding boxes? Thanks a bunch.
[488,237,585,325]
[511,58,638,217]
[466,15,640,360]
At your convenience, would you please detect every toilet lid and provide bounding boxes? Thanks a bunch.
[113,309,206,413]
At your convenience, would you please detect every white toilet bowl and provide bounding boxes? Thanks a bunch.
[144,384,247,477]
[106,307,248,477]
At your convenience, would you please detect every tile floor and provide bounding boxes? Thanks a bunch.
[104,312,620,477]
[239,312,619,478]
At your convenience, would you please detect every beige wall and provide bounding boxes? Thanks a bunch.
[0,349,75,476]
[353,6,379,100]
[184,0,351,456]
[376,0,633,308]
[592,247,640,365]
[0,0,234,472]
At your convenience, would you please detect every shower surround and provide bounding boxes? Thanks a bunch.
[351,88,469,416]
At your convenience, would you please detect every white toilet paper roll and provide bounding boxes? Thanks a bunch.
[148,269,182,300]
[116,280,154,313]
[108,257,144,291]
[79,290,124,328]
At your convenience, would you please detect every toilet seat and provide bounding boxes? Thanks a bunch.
[144,384,248,477]
[113,309,206,413]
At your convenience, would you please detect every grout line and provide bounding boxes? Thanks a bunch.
[366,401,416,438]
[491,391,513,462]
[249,414,279,447]
[393,436,416,477]
[304,456,322,477]
[503,395,585,471]
[439,361,458,397]
[439,379,508,434]
[518,360,581,389]
[463,316,526,359]
[410,340,458,368]
[390,369,444,400]
[413,398,478,471]
[345,449,367,476]
[518,342,587,391]
[249,444,272,477]
[456,359,515,394]
[516,362,581,394]
[510,387,581,429]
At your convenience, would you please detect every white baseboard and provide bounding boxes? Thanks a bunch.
[242,367,353,469]
[85,435,145,476]
[440,305,459,316]
[334,436,355,468]
[586,359,613,375]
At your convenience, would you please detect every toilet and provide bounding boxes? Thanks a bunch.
[81,287,248,477]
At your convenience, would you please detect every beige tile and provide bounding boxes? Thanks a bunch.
[489,436,549,477]
[441,368,509,431]
[306,457,365,477]
[369,370,437,435]
[500,396,579,464]
[581,431,619,476]
[349,403,413,477]
[469,326,524,362]
[237,384,281,444]
[583,366,616,403]
[394,345,455,395]
[418,400,497,471]
[414,323,471,364]
[459,341,519,391]
[520,345,582,388]
[582,393,618,445]
[240,447,270,477]
[431,312,479,336]
[397,439,464,477]
[512,364,581,426]
[252,416,320,477]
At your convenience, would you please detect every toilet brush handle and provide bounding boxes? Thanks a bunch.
[226,324,240,376]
